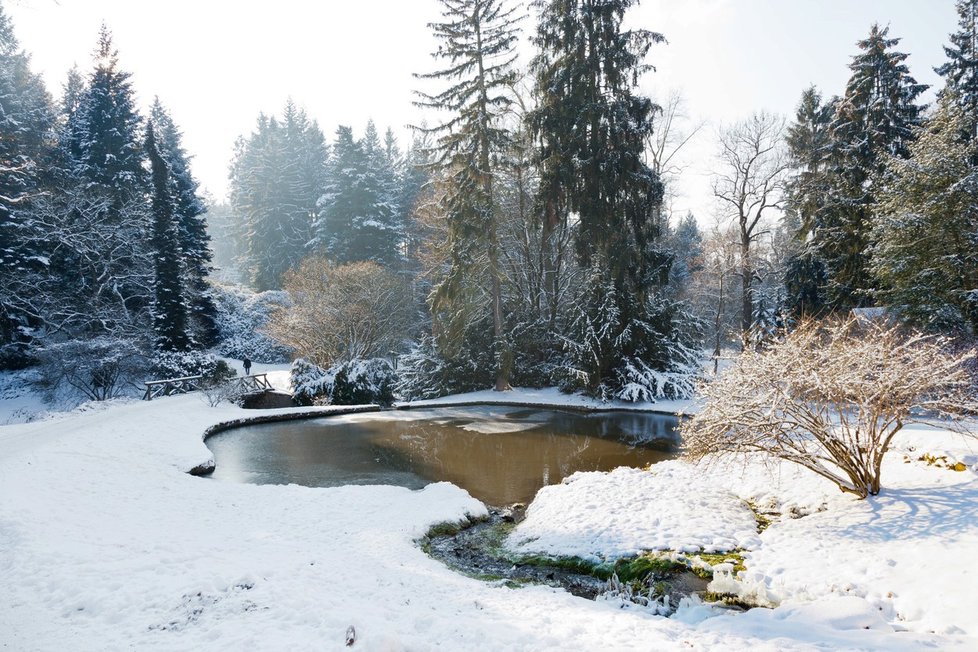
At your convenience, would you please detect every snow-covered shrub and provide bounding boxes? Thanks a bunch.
[330,359,396,406]
[291,357,396,406]
[36,337,149,402]
[291,358,330,406]
[210,283,293,363]
[560,267,703,402]
[682,317,978,498]
[396,327,495,401]
[152,350,236,383]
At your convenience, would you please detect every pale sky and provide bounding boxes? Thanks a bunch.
[4,0,960,223]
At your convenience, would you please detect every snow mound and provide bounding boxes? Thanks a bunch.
[507,464,761,559]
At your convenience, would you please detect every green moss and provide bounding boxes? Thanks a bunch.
[611,555,686,582]
[702,591,754,610]
[692,551,747,574]
[746,501,776,533]
[511,554,604,577]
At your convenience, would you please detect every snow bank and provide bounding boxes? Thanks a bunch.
[1,390,976,649]
[508,465,761,559]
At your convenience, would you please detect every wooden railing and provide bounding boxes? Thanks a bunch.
[143,373,272,400]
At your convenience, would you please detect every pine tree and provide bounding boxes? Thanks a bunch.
[870,92,978,332]
[0,2,55,364]
[34,24,151,342]
[815,24,927,309]
[785,86,836,237]
[937,0,978,152]
[315,121,404,266]
[414,0,521,392]
[667,212,703,295]
[146,124,192,352]
[150,99,216,344]
[228,101,327,290]
[532,0,690,397]
[72,25,147,216]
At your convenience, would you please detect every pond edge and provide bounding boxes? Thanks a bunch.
[191,399,686,476]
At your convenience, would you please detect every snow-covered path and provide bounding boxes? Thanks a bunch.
[1,394,974,650]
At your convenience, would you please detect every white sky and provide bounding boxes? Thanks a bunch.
[5,0,960,223]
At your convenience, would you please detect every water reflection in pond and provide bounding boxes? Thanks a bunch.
[205,406,680,505]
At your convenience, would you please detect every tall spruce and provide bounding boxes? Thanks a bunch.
[0,2,55,364]
[816,24,926,309]
[531,0,694,397]
[414,0,521,392]
[937,0,978,151]
[314,121,403,266]
[71,25,147,217]
[870,93,978,332]
[146,124,192,352]
[228,102,327,290]
[44,25,151,339]
[150,99,216,344]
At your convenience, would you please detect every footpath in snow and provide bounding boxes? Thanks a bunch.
[1,387,976,650]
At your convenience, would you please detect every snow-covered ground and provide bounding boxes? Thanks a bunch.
[1,384,976,650]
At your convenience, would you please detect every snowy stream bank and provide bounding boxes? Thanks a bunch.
[2,388,977,650]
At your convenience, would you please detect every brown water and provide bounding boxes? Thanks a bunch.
[205,406,679,505]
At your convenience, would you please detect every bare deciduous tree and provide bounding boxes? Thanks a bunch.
[682,318,977,498]
[687,222,741,374]
[267,258,414,368]
[712,112,790,348]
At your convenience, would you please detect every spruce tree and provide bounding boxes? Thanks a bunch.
[531,0,691,397]
[816,24,926,309]
[315,121,403,266]
[785,86,836,237]
[228,102,327,290]
[72,25,147,216]
[937,0,978,151]
[414,0,521,391]
[147,124,192,353]
[0,3,55,364]
[870,93,978,332]
[150,99,217,344]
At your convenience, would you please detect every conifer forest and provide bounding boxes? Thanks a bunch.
[0,0,976,406]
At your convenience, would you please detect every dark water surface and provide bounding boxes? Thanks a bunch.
[205,406,679,505]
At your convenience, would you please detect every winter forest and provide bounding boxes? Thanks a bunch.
[5,1,978,649]
[0,0,976,406]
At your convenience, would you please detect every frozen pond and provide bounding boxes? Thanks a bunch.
[205,405,680,505]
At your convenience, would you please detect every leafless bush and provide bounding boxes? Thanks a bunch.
[36,337,149,402]
[266,258,415,368]
[681,318,977,498]
[199,379,246,407]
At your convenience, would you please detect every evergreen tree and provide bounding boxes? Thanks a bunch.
[314,125,363,260]
[314,121,403,266]
[146,124,192,352]
[532,0,690,397]
[870,93,978,332]
[785,86,836,237]
[228,101,327,290]
[0,2,55,364]
[414,0,521,392]
[815,24,926,309]
[72,25,147,216]
[150,99,217,344]
[667,212,703,296]
[937,0,978,152]
[36,24,151,341]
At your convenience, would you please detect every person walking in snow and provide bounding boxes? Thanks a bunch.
[243,357,252,376]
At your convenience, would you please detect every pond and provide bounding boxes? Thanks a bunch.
[205,405,680,505]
